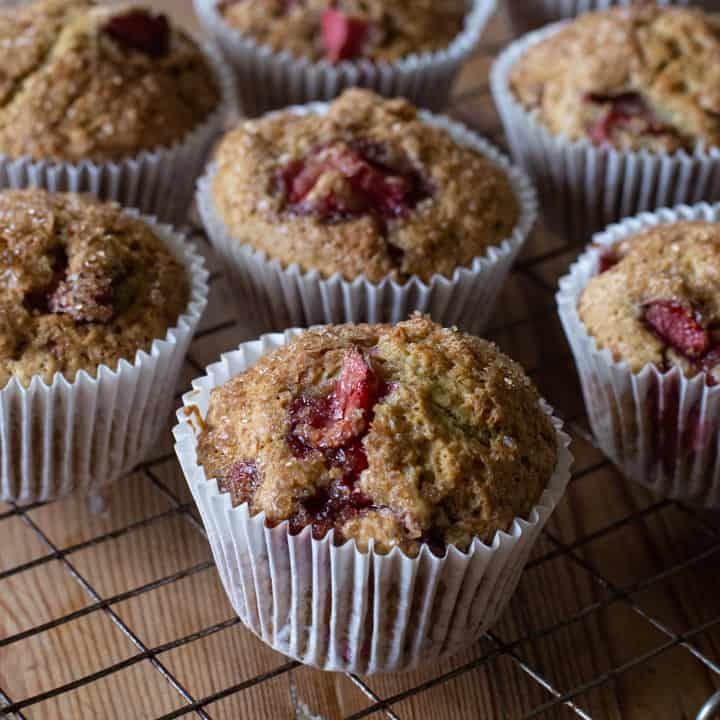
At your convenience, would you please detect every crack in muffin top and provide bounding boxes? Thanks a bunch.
[579,221,720,383]
[196,315,558,556]
[0,188,190,387]
[0,0,220,162]
[218,0,467,64]
[211,89,520,283]
[509,4,720,152]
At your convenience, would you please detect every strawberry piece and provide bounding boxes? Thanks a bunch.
[597,249,620,274]
[644,301,710,360]
[335,346,379,422]
[585,92,668,145]
[104,10,171,58]
[321,8,369,62]
[276,142,431,222]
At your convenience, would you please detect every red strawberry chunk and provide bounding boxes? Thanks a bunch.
[585,92,668,145]
[276,142,431,223]
[104,10,171,58]
[644,301,710,360]
[597,249,620,274]
[321,8,369,62]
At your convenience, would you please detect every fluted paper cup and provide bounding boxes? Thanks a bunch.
[0,214,209,504]
[557,202,720,506]
[0,43,235,227]
[491,23,720,244]
[194,0,495,116]
[506,0,719,35]
[172,329,572,674]
[197,105,537,334]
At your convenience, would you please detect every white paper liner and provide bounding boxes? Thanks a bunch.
[0,42,236,226]
[505,0,717,34]
[197,105,537,334]
[172,329,572,674]
[491,23,720,245]
[0,213,209,504]
[557,202,720,506]
[194,0,496,116]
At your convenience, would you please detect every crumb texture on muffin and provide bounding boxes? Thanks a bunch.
[197,315,558,555]
[218,0,466,63]
[510,4,720,151]
[579,221,720,382]
[0,0,220,162]
[0,188,190,386]
[212,89,520,283]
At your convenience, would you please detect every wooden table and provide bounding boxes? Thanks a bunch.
[2,2,720,719]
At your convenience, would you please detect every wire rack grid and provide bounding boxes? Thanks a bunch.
[2,7,720,720]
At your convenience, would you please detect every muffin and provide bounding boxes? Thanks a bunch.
[199,89,536,332]
[0,188,208,503]
[0,0,230,223]
[174,318,572,672]
[509,4,720,153]
[557,205,720,506]
[194,0,494,115]
[218,0,466,63]
[197,315,558,555]
[491,4,720,241]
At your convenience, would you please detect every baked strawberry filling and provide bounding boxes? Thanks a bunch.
[597,249,621,273]
[643,300,719,384]
[321,8,369,62]
[287,346,392,539]
[103,9,171,58]
[275,141,432,223]
[584,92,673,145]
[221,460,261,507]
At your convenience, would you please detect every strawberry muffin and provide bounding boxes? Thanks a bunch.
[558,209,720,506]
[0,187,206,503]
[196,315,558,555]
[508,4,720,152]
[217,0,467,63]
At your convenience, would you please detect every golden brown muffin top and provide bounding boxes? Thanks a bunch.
[510,4,720,152]
[197,315,558,556]
[0,0,220,162]
[212,89,520,283]
[219,0,466,63]
[0,189,190,387]
[579,221,720,382]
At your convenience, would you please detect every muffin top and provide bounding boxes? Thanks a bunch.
[196,315,558,555]
[509,4,720,152]
[218,0,466,63]
[0,189,190,387]
[579,221,720,383]
[0,0,220,162]
[211,89,520,283]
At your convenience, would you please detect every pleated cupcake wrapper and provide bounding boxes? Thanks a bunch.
[1,214,209,504]
[491,23,720,245]
[557,202,720,506]
[197,106,537,334]
[0,43,236,226]
[194,0,495,116]
[172,329,573,674]
[506,0,713,34]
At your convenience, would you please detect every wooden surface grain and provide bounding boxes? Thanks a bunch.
[2,1,720,719]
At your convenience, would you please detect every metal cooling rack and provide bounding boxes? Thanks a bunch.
[3,10,720,720]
